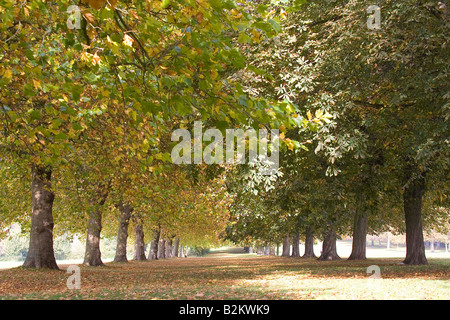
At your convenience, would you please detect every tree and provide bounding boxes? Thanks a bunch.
[133,220,146,261]
[239,0,449,265]
[114,204,133,262]
[281,236,290,257]
[22,165,58,269]
[302,227,316,258]
[305,0,449,264]
[148,228,160,260]
[1,0,291,269]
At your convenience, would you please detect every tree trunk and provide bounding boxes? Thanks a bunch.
[269,245,275,256]
[173,237,180,257]
[83,207,104,266]
[157,239,166,259]
[83,185,108,267]
[348,212,368,260]
[403,176,428,265]
[387,232,391,249]
[148,228,160,260]
[302,228,316,258]
[165,238,173,258]
[291,232,300,257]
[282,236,290,257]
[318,228,341,261]
[264,246,270,255]
[133,224,146,261]
[179,245,184,257]
[23,165,58,270]
[114,204,133,262]
[256,246,264,255]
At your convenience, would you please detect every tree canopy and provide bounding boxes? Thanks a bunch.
[0,0,448,268]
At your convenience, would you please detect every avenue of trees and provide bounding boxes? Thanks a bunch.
[0,0,448,269]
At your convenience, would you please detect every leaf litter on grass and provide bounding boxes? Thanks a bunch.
[0,255,448,300]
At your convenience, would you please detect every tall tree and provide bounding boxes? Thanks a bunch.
[281,236,290,257]
[22,165,58,269]
[114,204,133,263]
[148,228,160,260]
[83,183,109,266]
[133,220,146,261]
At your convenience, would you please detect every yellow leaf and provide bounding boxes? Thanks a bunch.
[84,12,95,24]
[92,52,101,65]
[285,138,294,151]
[3,69,12,80]
[123,34,134,47]
[87,0,105,10]
[32,79,41,90]
[251,29,261,42]
[81,51,90,62]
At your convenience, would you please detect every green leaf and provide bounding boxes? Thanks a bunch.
[267,19,281,33]
[29,110,42,120]
[23,83,36,97]
[71,85,83,101]
[72,123,83,131]
[54,132,67,140]
[161,0,171,9]
[237,32,251,44]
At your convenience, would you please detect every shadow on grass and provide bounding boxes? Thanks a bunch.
[0,248,448,300]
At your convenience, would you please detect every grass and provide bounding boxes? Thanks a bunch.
[0,248,449,300]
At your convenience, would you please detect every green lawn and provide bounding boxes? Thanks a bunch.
[0,248,449,300]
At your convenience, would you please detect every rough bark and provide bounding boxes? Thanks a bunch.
[302,228,316,258]
[403,177,428,265]
[133,223,146,261]
[165,238,173,258]
[348,209,368,260]
[83,186,108,267]
[318,228,341,261]
[179,245,184,257]
[291,232,300,257]
[148,228,160,260]
[269,245,275,256]
[23,165,59,270]
[256,246,264,255]
[282,236,290,257]
[157,238,166,259]
[173,237,180,257]
[83,207,104,266]
[113,204,133,262]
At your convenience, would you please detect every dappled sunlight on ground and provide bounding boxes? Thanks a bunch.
[0,247,448,300]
